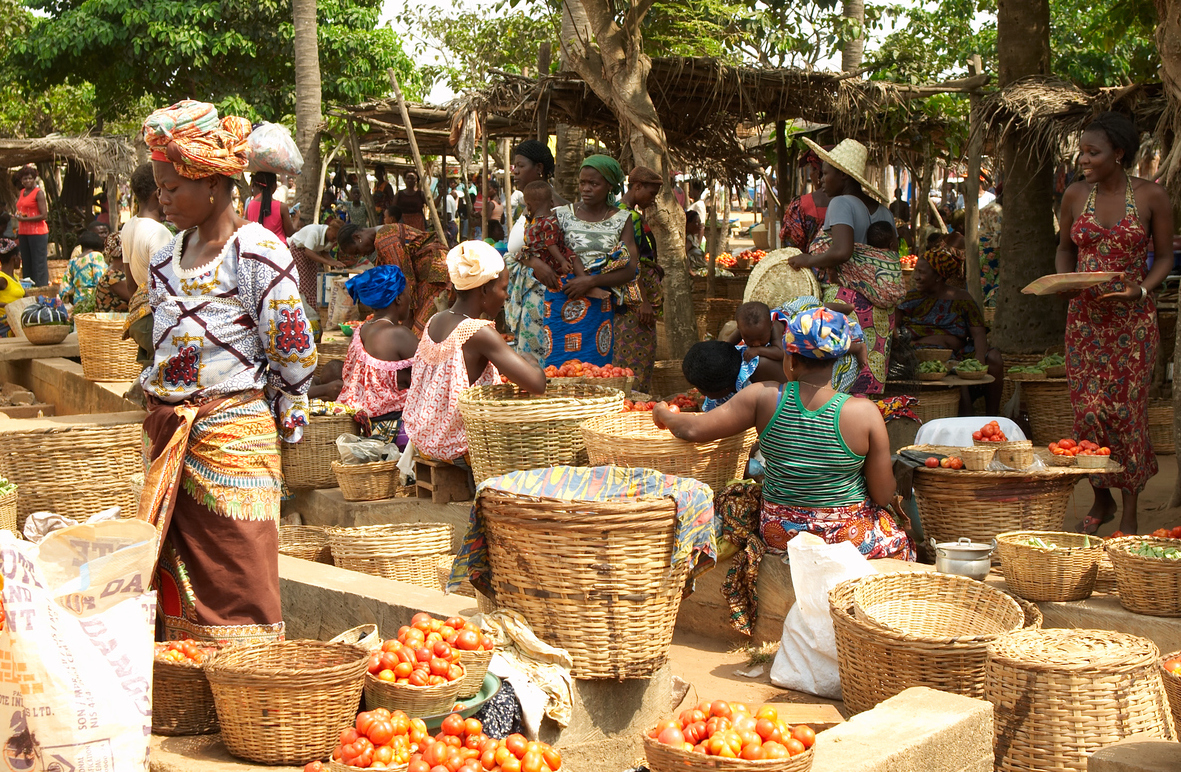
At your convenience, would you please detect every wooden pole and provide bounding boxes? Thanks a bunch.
[502,139,514,237]
[441,153,450,244]
[705,183,717,298]
[963,54,986,310]
[314,140,343,224]
[536,42,552,141]
[388,68,447,240]
[344,120,376,225]
[481,113,490,240]
[105,173,120,230]
[775,121,789,250]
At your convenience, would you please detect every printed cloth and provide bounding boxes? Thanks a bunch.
[140,391,286,644]
[922,242,965,282]
[979,203,1002,306]
[338,330,413,418]
[760,498,915,560]
[141,222,315,443]
[783,306,852,359]
[717,481,767,635]
[449,466,716,598]
[521,214,577,275]
[288,244,321,316]
[504,252,547,366]
[373,224,450,335]
[0,268,25,338]
[611,259,664,391]
[580,155,625,195]
[480,610,574,733]
[403,318,499,462]
[346,264,407,310]
[779,192,827,253]
[143,99,252,180]
[874,395,921,424]
[897,291,986,354]
[543,289,614,367]
[778,296,863,392]
[93,264,130,312]
[58,250,107,305]
[1067,180,1158,493]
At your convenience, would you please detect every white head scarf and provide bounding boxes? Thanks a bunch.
[447,241,505,291]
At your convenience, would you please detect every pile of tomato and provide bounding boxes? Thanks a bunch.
[973,421,1009,442]
[154,639,213,665]
[648,700,815,760]
[411,714,562,772]
[367,613,493,687]
[404,613,495,653]
[623,394,697,413]
[315,709,426,769]
[734,249,766,266]
[901,253,918,270]
[1048,438,1110,457]
[1164,654,1181,676]
[923,456,964,470]
[543,361,634,379]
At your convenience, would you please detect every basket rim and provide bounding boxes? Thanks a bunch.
[581,411,749,447]
[848,572,1025,643]
[985,627,1161,673]
[325,523,452,538]
[364,668,465,692]
[642,732,814,769]
[995,530,1105,553]
[331,459,401,473]
[1161,649,1181,682]
[1106,535,1181,561]
[459,382,624,408]
[478,485,675,508]
[204,639,367,679]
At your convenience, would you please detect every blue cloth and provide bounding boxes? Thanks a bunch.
[542,283,614,366]
[346,265,406,309]
[784,305,853,359]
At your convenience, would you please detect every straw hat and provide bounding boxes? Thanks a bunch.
[801,137,887,203]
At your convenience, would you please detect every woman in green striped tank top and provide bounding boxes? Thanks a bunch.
[655,307,914,560]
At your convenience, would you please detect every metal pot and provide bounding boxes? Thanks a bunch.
[930,537,995,581]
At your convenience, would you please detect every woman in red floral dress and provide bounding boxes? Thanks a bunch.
[1056,112,1174,535]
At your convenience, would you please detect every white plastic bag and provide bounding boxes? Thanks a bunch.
[769,533,874,699]
[247,121,304,175]
[0,519,157,771]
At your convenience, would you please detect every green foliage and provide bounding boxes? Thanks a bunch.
[1050,0,1158,87]
[871,0,997,84]
[11,0,422,122]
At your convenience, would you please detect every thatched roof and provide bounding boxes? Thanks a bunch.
[327,102,532,160]
[0,135,138,179]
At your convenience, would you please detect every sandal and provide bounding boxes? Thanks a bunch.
[1076,511,1114,535]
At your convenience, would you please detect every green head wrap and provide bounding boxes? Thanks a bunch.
[580,154,625,196]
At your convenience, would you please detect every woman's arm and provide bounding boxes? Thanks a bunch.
[843,398,895,507]
[1055,186,1082,274]
[280,204,296,237]
[111,275,131,302]
[789,224,854,269]
[562,222,639,299]
[34,190,47,221]
[306,250,345,268]
[469,325,546,394]
[655,382,765,442]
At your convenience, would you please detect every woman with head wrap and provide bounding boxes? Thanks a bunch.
[403,242,545,471]
[613,165,665,391]
[503,140,568,365]
[779,148,830,252]
[543,155,640,367]
[138,99,317,644]
[337,265,419,444]
[92,233,131,312]
[897,239,1003,413]
[656,306,914,561]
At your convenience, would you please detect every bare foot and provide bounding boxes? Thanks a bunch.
[1118,489,1138,534]
[1078,487,1117,534]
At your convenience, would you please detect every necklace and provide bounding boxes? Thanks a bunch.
[447,309,471,320]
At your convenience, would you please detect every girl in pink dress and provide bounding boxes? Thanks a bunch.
[245,172,294,244]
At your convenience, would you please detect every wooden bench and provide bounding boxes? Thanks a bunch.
[414,456,471,504]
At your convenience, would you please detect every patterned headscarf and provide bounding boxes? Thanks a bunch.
[922,243,965,282]
[346,265,407,310]
[143,100,252,179]
[783,307,853,360]
[0,239,16,257]
[581,155,625,196]
[103,233,123,262]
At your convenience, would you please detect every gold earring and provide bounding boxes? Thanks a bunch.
[209,195,215,204]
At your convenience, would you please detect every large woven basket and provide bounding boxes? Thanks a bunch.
[0,487,16,535]
[590,374,634,394]
[1162,650,1181,731]
[986,629,1177,772]
[643,733,813,772]
[282,413,356,489]
[0,421,140,529]
[698,297,742,339]
[850,572,1025,639]
[996,530,1103,602]
[915,348,953,363]
[75,312,141,381]
[458,383,624,485]
[1148,401,1174,454]
[479,484,690,678]
[205,640,368,765]
[327,523,453,586]
[22,324,70,345]
[910,464,1079,546]
[1022,380,1072,446]
[650,360,691,399]
[278,524,332,563]
[331,459,402,501]
[742,248,819,307]
[152,645,224,736]
[1107,536,1181,616]
[582,412,754,493]
[363,671,463,716]
[829,576,1038,714]
[912,388,960,423]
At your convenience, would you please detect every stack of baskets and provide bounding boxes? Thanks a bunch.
[581,412,755,492]
[649,360,690,400]
[458,383,624,485]
[1106,536,1181,616]
[315,335,350,380]
[327,523,452,588]
[278,524,333,564]
[332,459,407,502]
[74,312,141,382]
[282,413,357,489]
[1022,379,1072,446]
[0,483,16,536]
[1162,650,1181,731]
[830,572,1032,714]
[152,642,224,736]
[1148,401,1175,454]
[995,531,1104,602]
[986,629,1177,771]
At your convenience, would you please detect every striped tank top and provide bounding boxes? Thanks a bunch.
[759,382,868,508]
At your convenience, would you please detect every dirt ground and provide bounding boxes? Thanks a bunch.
[1064,453,1180,535]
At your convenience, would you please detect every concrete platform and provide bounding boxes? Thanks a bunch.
[1088,737,1181,771]
[0,331,79,361]
[0,356,138,415]
[285,488,471,552]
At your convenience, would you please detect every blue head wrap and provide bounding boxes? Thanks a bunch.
[783,306,852,360]
[346,265,407,310]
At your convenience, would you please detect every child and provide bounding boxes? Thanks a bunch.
[682,340,749,411]
[59,229,107,307]
[520,181,584,277]
[865,220,896,251]
[0,235,24,338]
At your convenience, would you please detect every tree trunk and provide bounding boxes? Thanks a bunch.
[841,0,865,73]
[991,0,1065,353]
[553,124,585,201]
[292,0,323,226]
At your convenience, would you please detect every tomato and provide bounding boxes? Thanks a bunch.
[447,664,465,681]
[500,757,522,772]
[1164,657,1181,674]
[542,748,562,770]
[741,744,765,760]
[762,741,789,759]
[505,734,529,759]
[705,716,731,736]
[521,751,544,772]
[375,746,394,765]
[480,750,496,770]
[925,457,939,468]
[408,668,430,686]
[738,730,761,748]
[683,721,706,744]
[784,737,807,756]
[658,726,686,746]
[369,718,395,745]
[341,728,360,745]
[791,725,816,749]
[755,718,775,741]
[455,630,481,651]
[709,700,733,719]
[415,647,433,663]
[368,652,383,674]
[972,431,983,441]
[305,763,324,772]
[433,641,454,659]
[950,457,964,470]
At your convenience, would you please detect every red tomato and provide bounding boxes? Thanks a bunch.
[305,763,325,772]
[784,737,807,756]
[972,431,983,441]
[925,457,939,468]
[504,734,529,759]
[762,741,789,759]
[791,725,816,749]
[658,726,686,746]
[455,629,481,651]
[433,641,453,659]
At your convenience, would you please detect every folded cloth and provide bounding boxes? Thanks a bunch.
[479,610,574,736]
[874,395,921,424]
[449,466,716,598]
[716,481,766,635]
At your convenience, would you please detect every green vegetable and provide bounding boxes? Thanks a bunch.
[1008,366,1044,374]
[1020,535,1097,550]
[1037,354,1066,368]
[0,478,16,496]
[1128,542,1181,560]
[956,358,986,372]
[918,360,946,374]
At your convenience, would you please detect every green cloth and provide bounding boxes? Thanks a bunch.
[580,155,625,195]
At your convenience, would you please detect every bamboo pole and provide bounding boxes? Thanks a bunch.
[502,139,514,237]
[388,68,447,240]
[315,140,344,224]
[481,113,490,240]
[344,120,376,225]
[963,54,986,310]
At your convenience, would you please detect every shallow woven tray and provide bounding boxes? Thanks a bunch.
[954,369,988,380]
[1107,536,1181,616]
[851,571,1024,639]
[205,640,368,765]
[742,248,820,308]
[75,312,141,381]
[458,383,624,485]
[22,324,70,345]
[283,413,356,489]
[278,524,332,563]
[332,459,402,502]
[996,530,1103,602]
[917,371,948,382]
[644,733,814,772]
[915,348,953,363]
[364,671,463,717]
[1161,650,1181,732]
[986,629,1177,771]
[582,412,754,493]
[328,523,452,586]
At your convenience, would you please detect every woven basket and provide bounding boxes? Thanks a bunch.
[1094,549,1117,593]
[363,671,462,716]
[915,348,953,363]
[997,445,1035,469]
[589,375,634,394]
[327,523,453,586]
[0,487,16,535]
[643,734,813,772]
[458,383,624,485]
[850,572,1024,638]
[912,388,959,423]
[700,297,742,339]
[742,248,819,307]
[329,624,381,651]
[152,646,224,736]
[75,312,141,381]
[1012,594,1043,629]
[479,484,690,678]
[1107,537,1181,616]
[22,324,70,345]
[332,459,402,502]
[986,629,1177,771]
[1148,401,1174,454]
[1162,650,1181,732]
[830,576,1038,715]
[1007,370,1048,382]
[0,421,140,530]
[278,525,332,563]
[582,412,754,493]
[1023,380,1072,446]
[282,413,356,489]
[909,463,1079,546]
[954,369,987,381]
[1000,354,1047,407]
[650,360,691,399]
[996,531,1103,602]
[205,640,368,765]
[456,647,493,699]
[1043,364,1067,378]
[917,371,948,382]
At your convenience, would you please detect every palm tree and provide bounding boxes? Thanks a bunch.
[293,0,323,225]
[841,0,865,72]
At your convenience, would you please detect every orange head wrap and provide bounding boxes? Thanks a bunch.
[142,100,252,180]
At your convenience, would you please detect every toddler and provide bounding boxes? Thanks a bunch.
[521,181,584,277]
[865,220,896,250]
[727,300,870,375]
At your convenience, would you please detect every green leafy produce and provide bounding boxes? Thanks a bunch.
[1020,535,1097,550]
[0,478,16,496]
[1128,542,1181,560]
[918,360,946,374]
[1037,354,1066,368]
[1008,366,1043,374]
[956,358,986,372]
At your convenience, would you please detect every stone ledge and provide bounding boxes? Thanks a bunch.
[1088,736,1181,772]
[285,488,471,553]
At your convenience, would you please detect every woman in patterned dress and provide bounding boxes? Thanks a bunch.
[779,148,830,252]
[138,100,317,644]
[1057,113,1174,535]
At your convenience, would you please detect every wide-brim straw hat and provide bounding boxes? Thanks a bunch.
[801,137,887,203]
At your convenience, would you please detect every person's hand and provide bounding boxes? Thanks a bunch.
[326,259,346,269]
[1099,274,1143,302]
[531,259,561,291]
[561,274,598,300]
[788,252,815,269]
[637,302,655,326]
